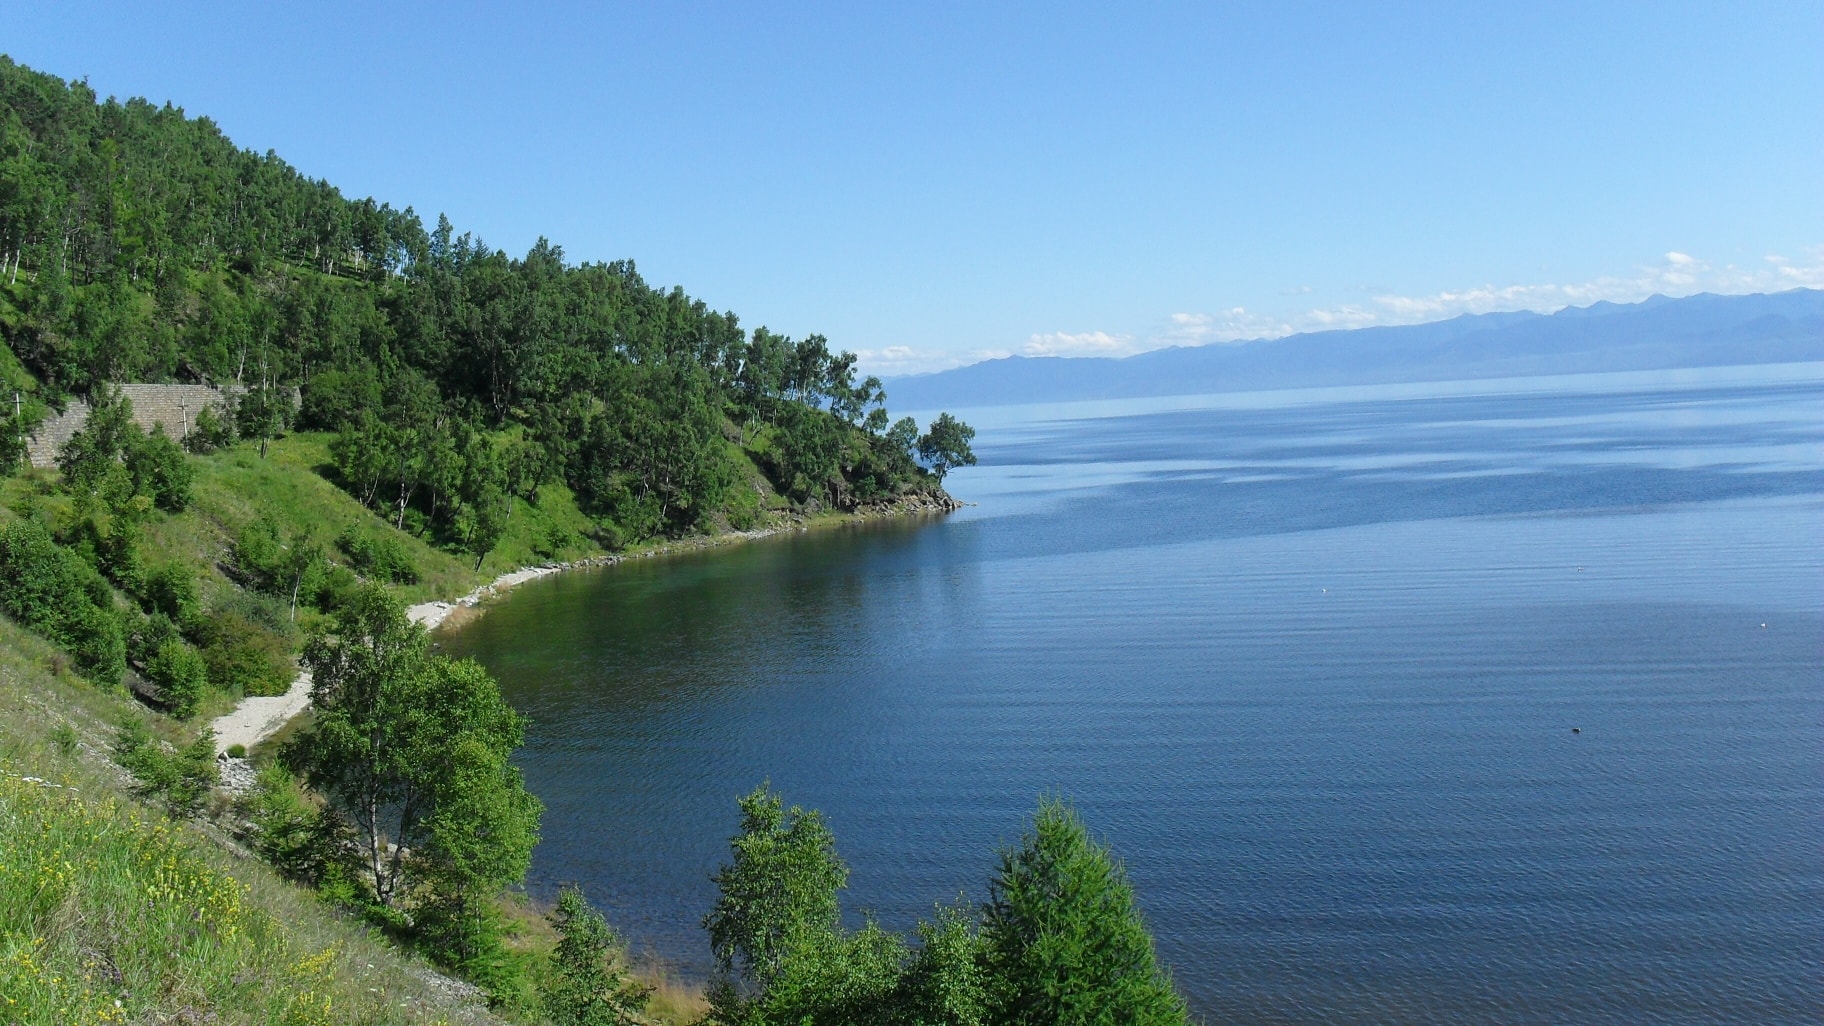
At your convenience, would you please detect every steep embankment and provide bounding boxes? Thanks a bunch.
[0,616,503,1026]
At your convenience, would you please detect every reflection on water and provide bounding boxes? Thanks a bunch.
[445,365,1824,1024]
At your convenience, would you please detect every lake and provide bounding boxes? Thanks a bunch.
[442,363,1824,1024]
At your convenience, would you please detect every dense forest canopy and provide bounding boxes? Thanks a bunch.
[0,54,965,543]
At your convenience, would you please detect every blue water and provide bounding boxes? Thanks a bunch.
[444,364,1824,1023]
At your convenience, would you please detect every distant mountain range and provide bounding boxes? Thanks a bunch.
[885,289,1824,409]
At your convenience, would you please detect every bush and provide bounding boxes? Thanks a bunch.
[145,638,209,719]
[545,887,652,1026]
[233,513,285,590]
[50,722,80,757]
[334,525,419,584]
[184,402,236,453]
[126,424,194,512]
[245,762,342,883]
[112,717,219,817]
[0,517,126,683]
[226,743,247,758]
[140,560,202,628]
[129,610,182,664]
[299,366,382,431]
[197,610,295,697]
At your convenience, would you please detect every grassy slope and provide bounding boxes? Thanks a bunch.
[0,615,502,1026]
[0,428,897,1023]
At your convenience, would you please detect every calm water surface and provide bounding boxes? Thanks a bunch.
[444,364,1824,1024]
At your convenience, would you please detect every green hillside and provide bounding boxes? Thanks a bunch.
[0,53,1193,1026]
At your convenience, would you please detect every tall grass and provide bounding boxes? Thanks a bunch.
[0,617,499,1025]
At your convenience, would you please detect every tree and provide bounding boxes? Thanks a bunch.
[284,585,537,912]
[125,424,193,511]
[280,528,325,621]
[892,904,989,1026]
[413,731,544,971]
[0,517,125,683]
[980,801,1188,1026]
[704,785,849,994]
[144,638,208,719]
[545,887,652,1026]
[917,413,976,483]
[235,377,295,458]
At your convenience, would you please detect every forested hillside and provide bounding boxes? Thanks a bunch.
[0,57,1201,1026]
[0,54,970,545]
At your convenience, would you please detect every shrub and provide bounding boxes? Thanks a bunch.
[50,722,80,757]
[145,638,210,719]
[245,762,341,882]
[234,513,285,590]
[140,560,202,628]
[112,717,219,817]
[129,610,182,664]
[299,366,382,431]
[185,402,236,453]
[545,887,652,1026]
[198,609,295,697]
[0,517,126,683]
[226,743,247,758]
[334,525,419,584]
[981,801,1189,1026]
[126,424,194,511]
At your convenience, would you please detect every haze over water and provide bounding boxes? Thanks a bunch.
[444,364,1824,1024]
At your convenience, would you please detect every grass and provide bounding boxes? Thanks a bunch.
[0,615,501,1026]
[0,424,930,1024]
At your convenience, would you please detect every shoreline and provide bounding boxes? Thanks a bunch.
[406,491,963,632]
[213,492,961,753]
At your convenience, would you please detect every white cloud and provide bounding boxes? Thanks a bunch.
[1171,245,1824,346]
[1019,330,1139,358]
[855,344,1007,377]
[861,245,1824,376]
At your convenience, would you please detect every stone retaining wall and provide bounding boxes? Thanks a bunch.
[24,384,238,468]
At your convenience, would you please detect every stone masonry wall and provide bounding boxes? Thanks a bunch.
[24,384,237,468]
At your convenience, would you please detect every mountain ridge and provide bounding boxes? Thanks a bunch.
[886,289,1824,408]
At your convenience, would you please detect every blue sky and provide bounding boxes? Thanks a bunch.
[6,2,1820,374]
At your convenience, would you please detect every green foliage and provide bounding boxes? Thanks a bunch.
[234,511,327,617]
[57,500,144,592]
[284,585,540,929]
[184,401,235,453]
[336,522,420,583]
[226,742,246,758]
[981,801,1189,1026]
[144,637,208,718]
[0,516,124,682]
[545,887,653,1026]
[705,784,849,993]
[2,55,960,556]
[127,423,193,511]
[245,761,344,884]
[139,558,201,628]
[917,413,978,483]
[56,386,139,503]
[702,790,1186,1026]
[236,378,296,458]
[49,720,79,757]
[232,511,286,589]
[894,905,990,1026]
[111,717,219,817]
[196,608,295,697]
[411,731,544,974]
